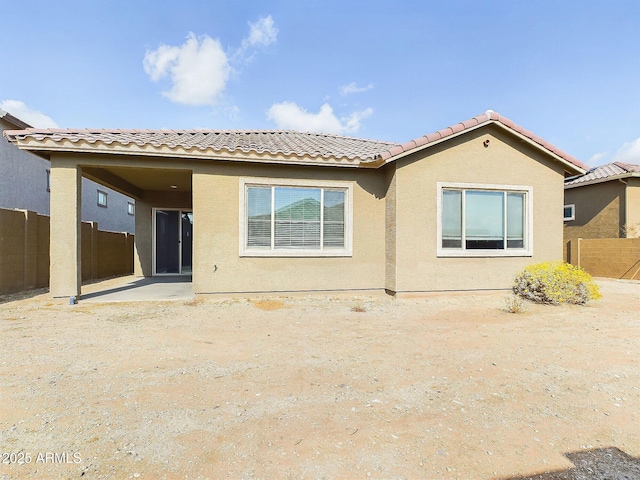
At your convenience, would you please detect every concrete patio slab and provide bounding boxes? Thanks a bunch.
[81,276,193,302]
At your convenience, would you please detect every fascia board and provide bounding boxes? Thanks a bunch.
[375,121,586,175]
[564,173,639,189]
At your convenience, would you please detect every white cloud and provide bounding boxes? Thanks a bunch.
[243,15,278,50]
[266,101,373,134]
[587,151,608,166]
[611,137,640,164]
[343,108,374,132]
[226,105,241,121]
[144,16,278,107]
[339,82,374,95]
[0,99,58,128]
[233,15,278,63]
[143,32,231,106]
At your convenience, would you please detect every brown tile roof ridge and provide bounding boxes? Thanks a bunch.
[3,128,400,162]
[375,110,588,173]
[614,161,640,173]
[565,161,640,187]
[4,112,588,172]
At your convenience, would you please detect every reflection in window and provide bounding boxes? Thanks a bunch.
[246,186,346,252]
[97,190,108,207]
[441,188,527,251]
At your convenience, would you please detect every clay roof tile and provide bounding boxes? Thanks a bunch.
[3,111,588,173]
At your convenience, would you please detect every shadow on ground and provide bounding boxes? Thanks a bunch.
[0,287,48,305]
[497,447,640,480]
[80,275,192,302]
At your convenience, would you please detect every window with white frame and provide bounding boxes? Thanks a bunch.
[97,190,108,207]
[563,204,575,221]
[240,179,352,256]
[127,202,135,215]
[437,183,533,257]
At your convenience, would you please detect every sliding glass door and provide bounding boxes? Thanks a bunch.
[154,209,193,275]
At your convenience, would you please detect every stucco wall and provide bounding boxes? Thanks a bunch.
[0,118,50,215]
[392,125,566,292]
[564,181,626,240]
[1,118,135,233]
[81,178,135,234]
[191,162,388,294]
[384,165,397,292]
[44,126,571,296]
[626,179,640,237]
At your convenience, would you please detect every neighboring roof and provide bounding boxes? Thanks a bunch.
[3,110,587,172]
[375,110,587,173]
[0,108,31,130]
[565,161,640,188]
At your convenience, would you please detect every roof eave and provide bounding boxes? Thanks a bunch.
[4,137,370,168]
[374,122,490,166]
[492,122,587,175]
[374,120,587,175]
[565,172,640,189]
[0,110,32,130]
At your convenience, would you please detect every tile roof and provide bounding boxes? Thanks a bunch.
[616,161,640,173]
[3,111,587,172]
[565,161,640,187]
[375,110,588,172]
[2,128,400,164]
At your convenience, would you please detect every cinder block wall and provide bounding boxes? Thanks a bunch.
[0,207,134,295]
[0,209,28,293]
[79,223,134,282]
[567,238,640,279]
[97,230,132,279]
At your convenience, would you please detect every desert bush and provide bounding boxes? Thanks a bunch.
[622,222,640,238]
[512,261,601,305]
[503,294,527,313]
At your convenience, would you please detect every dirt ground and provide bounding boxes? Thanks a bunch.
[1,278,639,480]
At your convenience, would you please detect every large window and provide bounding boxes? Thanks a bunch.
[240,179,352,257]
[437,183,532,257]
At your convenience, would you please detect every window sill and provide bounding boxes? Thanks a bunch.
[437,249,533,258]
[240,249,352,258]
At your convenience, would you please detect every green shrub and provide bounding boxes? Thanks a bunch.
[512,261,601,305]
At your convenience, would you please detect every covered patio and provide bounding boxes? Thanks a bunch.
[32,149,194,300]
[80,275,193,303]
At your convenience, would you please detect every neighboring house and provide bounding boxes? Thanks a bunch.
[564,162,640,240]
[4,111,587,299]
[0,108,135,234]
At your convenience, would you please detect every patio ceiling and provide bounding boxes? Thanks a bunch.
[82,165,192,199]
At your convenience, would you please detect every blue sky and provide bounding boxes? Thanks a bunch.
[1,0,639,167]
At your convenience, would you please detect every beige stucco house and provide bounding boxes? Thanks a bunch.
[564,162,640,241]
[4,111,587,299]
